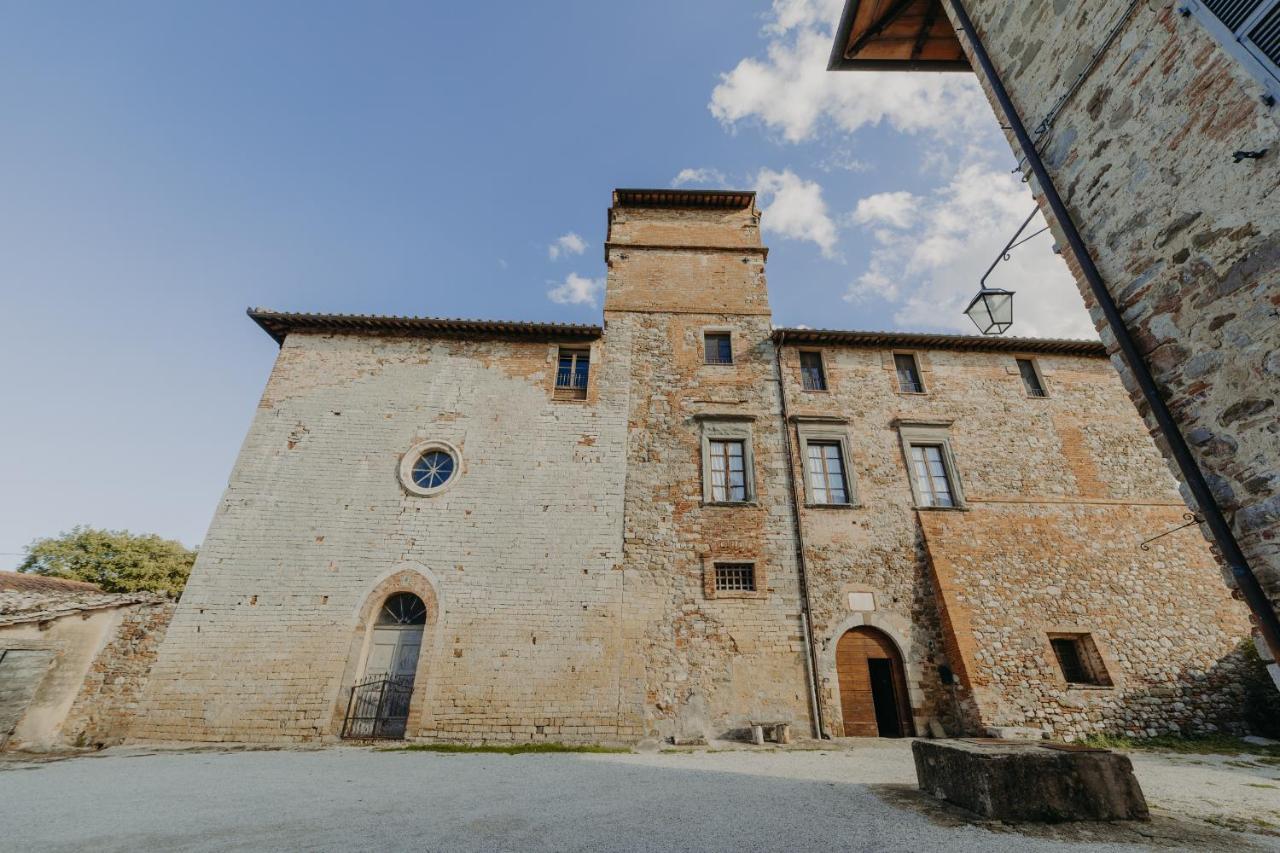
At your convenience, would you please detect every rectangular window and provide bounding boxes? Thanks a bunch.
[800,351,827,391]
[1050,634,1112,687]
[1187,1,1280,93]
[806,441,849,505]
[704,332,733,365]
[909,444,954,507]
[1017,358,1047,397]
[894,353,924,393]
[555,348,590,400]
[714,563,756,592]
[708,439,747,502]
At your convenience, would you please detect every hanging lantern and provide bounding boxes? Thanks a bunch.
[964,287,1014,335]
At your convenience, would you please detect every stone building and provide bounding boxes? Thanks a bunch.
[132,189,1249,746]
[0,573,173,751]
[828,0,1280,685]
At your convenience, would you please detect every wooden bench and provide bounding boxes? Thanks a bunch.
[749,721,792,745]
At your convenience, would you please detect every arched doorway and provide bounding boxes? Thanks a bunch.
[835,626,915,737]
[343,592,427,739]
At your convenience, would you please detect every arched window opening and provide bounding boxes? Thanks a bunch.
[378,592,427,625]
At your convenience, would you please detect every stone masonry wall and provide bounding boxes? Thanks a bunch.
[949,2,1280,647]
[61,602,175,748]
[134,331,633,744]
[606,200,814,741]
[779,342,1250,739]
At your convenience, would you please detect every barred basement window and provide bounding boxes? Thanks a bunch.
[555,348,590,400]
[1017,358,1047,398]
[1185,1,1280,95]
[800,351,827,391]
[704,332,733,365]
[1049,634,1113,687]
[714,563,756,592]
[894,353,925,393]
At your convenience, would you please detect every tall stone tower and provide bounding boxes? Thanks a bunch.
[603,189,815,741]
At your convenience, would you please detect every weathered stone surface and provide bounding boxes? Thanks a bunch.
[944,2,1280,651]
[912,739,1149,822]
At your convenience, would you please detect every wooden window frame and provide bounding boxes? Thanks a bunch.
[799,350,828,392]
[698,417,757,505]
[892,351,927,395]
[553,346,591,401]
[1047,632,1114,688]
[703,330,734,365]
[896,422,966,509]
[796,421,857,507]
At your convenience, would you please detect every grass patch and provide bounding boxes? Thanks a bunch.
[1078,733,1280,758]
[381,742,630,755]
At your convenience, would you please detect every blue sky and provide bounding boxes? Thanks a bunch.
[0,0,1092,562]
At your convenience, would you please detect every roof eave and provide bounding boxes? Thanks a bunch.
[247,309,603,347]
[772,327,1107,357]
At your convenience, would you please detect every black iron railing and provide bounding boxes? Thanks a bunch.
[342,674,414,739]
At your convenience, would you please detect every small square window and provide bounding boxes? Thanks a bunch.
[909,444,955,507]
[894,353,924,393]
[1017,358,1047,398]
[1049,634,1112,686]
[714,563,756,592]
[555,348,589,400]
[800,351,827,391]
[708,439,748,502]
[704,332,733,365]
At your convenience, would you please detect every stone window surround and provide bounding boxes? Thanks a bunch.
[798,349,829,392]
[696,414,758,505]
[792,416,859,508]
[702,556,767,600]
[895,419,967,510]
[1043,628,1120,691]
[1013,355,1051,399]
[398,439,463,497]
[701,326,735,366]
[548,342,596,403]
[891,350,928,396]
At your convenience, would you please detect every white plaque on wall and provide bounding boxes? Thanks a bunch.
[847,592,875,612]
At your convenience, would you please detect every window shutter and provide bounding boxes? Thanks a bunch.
[1248,4,1280,65]
[1204,0,1267,31]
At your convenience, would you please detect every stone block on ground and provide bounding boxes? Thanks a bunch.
[912,739,1149,822]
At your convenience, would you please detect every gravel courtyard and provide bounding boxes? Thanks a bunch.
[4,740,1278,852]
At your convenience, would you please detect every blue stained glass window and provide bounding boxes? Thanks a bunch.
[411,450,455,490]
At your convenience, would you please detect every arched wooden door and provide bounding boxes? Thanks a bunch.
[835,627,915,737]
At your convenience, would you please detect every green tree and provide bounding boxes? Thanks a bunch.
[18,526,195,597]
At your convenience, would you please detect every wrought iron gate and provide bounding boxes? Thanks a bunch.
[342,674,414,739]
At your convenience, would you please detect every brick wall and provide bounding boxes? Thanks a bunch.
[947,2,1280,657]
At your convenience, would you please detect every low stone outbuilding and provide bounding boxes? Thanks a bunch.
[0,573,174,751]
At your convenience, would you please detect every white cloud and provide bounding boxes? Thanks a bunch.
[709,0,989,144]
[548,232,587,260]
[671,167,727,188]
[547,272,604,306]
[845,165,1096,339]
[754,168,839,258]
[852,191,918,229]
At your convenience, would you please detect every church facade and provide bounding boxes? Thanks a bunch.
[133,189,1250,745]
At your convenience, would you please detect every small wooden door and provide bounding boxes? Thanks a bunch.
[835,627,914,737]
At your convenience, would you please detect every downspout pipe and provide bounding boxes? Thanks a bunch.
[774,330,829,738]
[946,0,1280,660]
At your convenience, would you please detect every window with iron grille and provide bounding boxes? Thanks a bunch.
[1049,634,1113,687]
[704,332,733,364]
[708,439,748,502]
[714,563,756,592]
[800,351,827,390]
[1017,358,1047,397]
[555,348,590,399]
[909,444,955,507]
[1189,1,1280,91]
[806,441,850,504]
[894,353,925,393]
